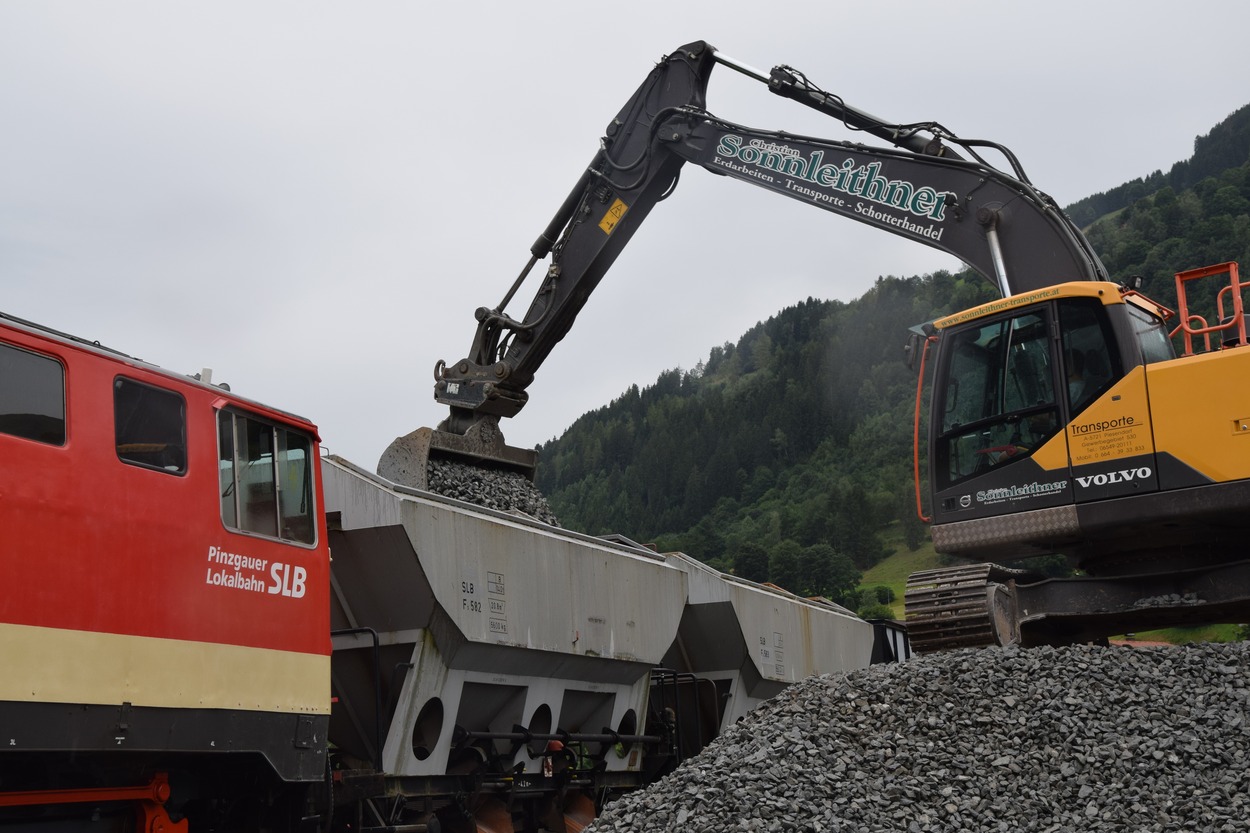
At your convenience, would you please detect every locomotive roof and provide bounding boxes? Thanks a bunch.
[0,309,318,431]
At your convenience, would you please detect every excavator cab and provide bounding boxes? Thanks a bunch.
[927,284,1149,537]
[909,268,1250,650]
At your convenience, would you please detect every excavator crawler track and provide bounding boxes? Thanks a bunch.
[905,563,1038,653]
[905,565,999,653]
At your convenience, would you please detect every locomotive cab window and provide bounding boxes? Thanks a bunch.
[218,409,317,545]
[115,378,187,473]
[0,342,66,445]
[936,309,1061,488]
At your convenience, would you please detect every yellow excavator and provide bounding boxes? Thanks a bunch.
[376,41,1249,651]
[905,261,1250,650]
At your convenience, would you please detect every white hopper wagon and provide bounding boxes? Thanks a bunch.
[320,455,905,830]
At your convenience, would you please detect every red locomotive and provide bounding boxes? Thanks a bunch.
[0,312,331,831]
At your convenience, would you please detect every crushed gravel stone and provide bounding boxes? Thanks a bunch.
[589,641,1250,833]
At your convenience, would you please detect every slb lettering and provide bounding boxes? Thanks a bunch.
[269,562,307,598]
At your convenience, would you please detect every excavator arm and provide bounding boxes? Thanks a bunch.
[434,44,718,430]
[379,40,1106,485]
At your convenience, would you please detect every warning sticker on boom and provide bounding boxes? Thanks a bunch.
[598,198,628,234]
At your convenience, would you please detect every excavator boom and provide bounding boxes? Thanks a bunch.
[381,40,1103,485]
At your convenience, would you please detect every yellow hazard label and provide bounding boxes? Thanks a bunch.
[598,198,628,234]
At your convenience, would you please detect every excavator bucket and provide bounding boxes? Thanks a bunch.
[377,422,538,491]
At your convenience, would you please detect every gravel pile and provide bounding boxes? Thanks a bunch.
[426,459,560,525]
[591,642,1250,833]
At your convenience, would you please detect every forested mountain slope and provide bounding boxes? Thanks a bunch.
[1067,103,1250,228]
[534,103,1250,611]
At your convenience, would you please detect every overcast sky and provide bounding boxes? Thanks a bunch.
[3,2,1248,469]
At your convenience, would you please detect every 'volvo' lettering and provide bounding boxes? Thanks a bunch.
[1075,467,1152,488]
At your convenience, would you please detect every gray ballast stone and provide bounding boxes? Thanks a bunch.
[426,459,560,526]
[589,642,1250,833]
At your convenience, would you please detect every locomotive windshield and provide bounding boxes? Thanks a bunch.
[218,409,317,545]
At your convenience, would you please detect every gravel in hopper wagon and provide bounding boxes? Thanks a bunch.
[425,459,560,526]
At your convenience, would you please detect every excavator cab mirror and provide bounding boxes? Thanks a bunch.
[903,331,927,372]
[905,332,925,367]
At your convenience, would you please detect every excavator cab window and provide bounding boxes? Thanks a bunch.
[935,309,1060,488]
[1058,298,1122,416]
[1124,302,1175,364]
